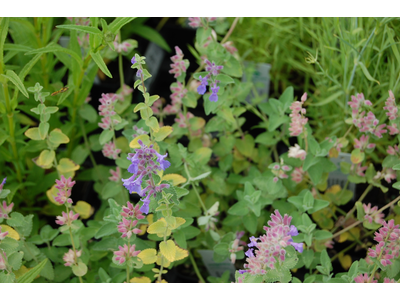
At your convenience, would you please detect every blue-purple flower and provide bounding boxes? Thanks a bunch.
[131,56,137,65]
[197,75,208,95]
[209,84,220,102]
[245,248,254,258]
[122,175,143,194]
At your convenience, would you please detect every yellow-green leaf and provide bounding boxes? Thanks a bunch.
[188,117,205,131]
[137,249,158,264]
[153,126,173,142]
[147,218,167,236]
[73,201,93,219]
[49,128,70,145]
[140,106,153,120]
[134,102,148,112]
[129,134,150,149]
[159,240,176,262]
[161,174,187,186]
[351,148,365,164]
[192,147,212,165]
[130,276,151,283]
[24,127,42,140]
[0,224,20,240]
[34,149,55,169]
[46,184,63,206]
[57,158,79,179]
[146,116,160,132]
[235,134,255,158]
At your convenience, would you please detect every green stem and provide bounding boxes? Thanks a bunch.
[220,17,240,44]
[118,32,124,89]
[184,163,208,214]
[345,184,373,221]
[67,207,83,283]
[189,251,205,283]
[126,240,131,283]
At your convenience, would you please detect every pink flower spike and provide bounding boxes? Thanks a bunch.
[55,210,79,226]
[0,251,7,270]
[288,144,306,160]
[0,200,14,219]
[109,167,121,182]
[354,273,377,283]
[63,249,82,267]
[113,244,141,264]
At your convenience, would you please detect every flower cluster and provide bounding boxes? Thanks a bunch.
[55,210,79,226]
[291,167,305,183]
[239,210,303,275]
[289,93,308,136]
[102,141,121,160]
[367,219,400,267]
[196,59,223,102]
[122,140,171,214]
[350,163,368,177]
[387,144,400,156]
[269,159,292,182]
[54,175,75,205]
[113,36,134,54]
[131,125,148,139]
[363,203,385,225]
[0,179,14,219]
[349,93,387,138]
[373,168,396,183]
[169,46,186,78]
[288,144,307,160]
[109,167,121,182]
[354,273,377,283]
[383,90,398,120]
[63,249,82,267]
[115,84,134,102]
[188,17,217,28]
[354,134,376,152]
[114,244,141,264]
[229,239,244,264]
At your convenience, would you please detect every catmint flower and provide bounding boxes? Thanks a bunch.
[113,35,132,53]
[350,163,368,177]
[117,217,142,239]
[0,200,14,219]
[229,239,244,264]
[289,93,308,136]
[98,116,120,130]
[0,177,6,192]
[291,167,305,183]
[363,203,385,225]
[169,46,186,78]
[245,248,254,258]
[204,59,223,76]
[197,75,208,95]
[387,145,400,156]
[85,95,91,103]
[354,273,377,283]
[98,93,118,117]
[348,93,372,112]
[198,202,219,231]
[102,142,121,160]
[354,135,376,151]
[114,244,141,264]
[238,270,247,274]
[121,202,145,219]
[115,84,134,101]
[132,125,148,139]
[109,167,121,182]
[383,90,398,120]
[241,210,303,275]
[374,168,396,183]
[222,41,238,54]
[55,210,80,226]
[248,236,258,248]
[0,227,8,240]
[367,219,400,267]
[54,175,75,205]
[170,81,187,106]
[63,249,82,267]
[357,111,387,138]
[188,17,216,28]
[122,140,171,214]
[288,144,307,160]
[269,159,292,182]
[387,123,399,135]
[136,68,142,78]
[383,278,396,283]
[131,56,137,65]
[209,83,220,102]
[0,251,7,270]
[175,112,194,128]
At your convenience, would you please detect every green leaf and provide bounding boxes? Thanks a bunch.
[99,129,114,145]
[25,44,82,68]
[17,259,48,283]
[52,233,79,247]
[8,251,24,270]
[108,17,136,34]
[130,25,171,52]
[79,103,98,123]
[7,212,33,237]
[57,24,101,35]
[358,61,380,85]
[221,55,242,77]
[213,243,229,256]
[314,230,333,240]
[38,122,49,139]
[72,261,88,277]
[243,212,257,234]
[1,70,29,98]
[95,222,118,239]
[90,50,112,78]
[40,225,59,243]
[98,267,112,283]
[227,201,249,216]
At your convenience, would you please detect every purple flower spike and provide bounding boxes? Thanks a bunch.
[248,236,258,247]
[122,175,143,194]
[155,152,171,170]
[140,198,150,214]
[197,75,208,95]
[290,242,304,253]
[288,225,299,236]
[245,249,254,258]
[127,154,140,174]
[209,84,219,102]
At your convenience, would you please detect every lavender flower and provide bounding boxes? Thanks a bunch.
[122,139,171,214]
[209,84,220,102]
[197,75,208,95]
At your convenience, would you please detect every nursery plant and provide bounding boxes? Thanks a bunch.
[0,16,400,284]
